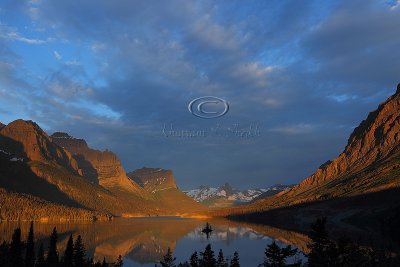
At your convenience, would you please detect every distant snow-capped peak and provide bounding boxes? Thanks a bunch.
[184,183,291,203]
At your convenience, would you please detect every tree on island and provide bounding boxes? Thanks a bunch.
[202,223,213,240]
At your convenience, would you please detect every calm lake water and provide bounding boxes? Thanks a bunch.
[0,218,309,266]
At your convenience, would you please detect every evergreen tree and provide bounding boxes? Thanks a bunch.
[217,250,227,267]
[26,222,36,267]
[200,244,216,267]
[159,248,176,267]
[229,252,240,267]
[115,255,123,267]
[190,251,199,267]
[307,218,337,267]
[73,235,86,267]
[101,257,108,267]
[335,236,370,266]
[36,243,46,267]
[47,227,59,267]
[259,241,300,267]
[10,227,23,267]
[0,241,10,266]
[63,234,74,267]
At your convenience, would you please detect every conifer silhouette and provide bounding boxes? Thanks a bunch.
[10,227,23,267]
[47,227,59,267]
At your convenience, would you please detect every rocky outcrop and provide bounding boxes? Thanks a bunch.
[51,132,146,195]
[290,86,400,194]
[0,120,81,175]
[0,120,206,217]
[127,167,177,193]
[0,122,5,131]
[228,85,400,215]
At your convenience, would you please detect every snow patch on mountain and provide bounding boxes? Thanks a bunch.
[184,183,292,203]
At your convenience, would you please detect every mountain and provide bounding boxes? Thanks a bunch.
[184,183,291,209]
[0,120,81,175]
[222,85,400,231]
[51,132,146,196]
[0,120,205,220]
[0,120,127,219]
[127,167,177,193]
[127,167,206,214]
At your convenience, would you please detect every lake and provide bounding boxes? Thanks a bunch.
[0,218,309,266]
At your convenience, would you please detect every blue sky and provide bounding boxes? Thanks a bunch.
[1,0,399,189]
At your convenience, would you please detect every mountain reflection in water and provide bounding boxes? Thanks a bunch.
[0,218,308,266]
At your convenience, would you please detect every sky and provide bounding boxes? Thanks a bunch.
[0,0,399,190]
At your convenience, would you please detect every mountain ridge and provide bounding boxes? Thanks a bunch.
[127,167,177,193]
[0,120,206,220]
[127,167,206,212]
[0,120,82,175]
[221,85,400,217]
[51,132,147,197]
[185,183,292,209]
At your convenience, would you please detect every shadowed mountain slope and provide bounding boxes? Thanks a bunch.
[0,120,206,219]
[127,167,206,214]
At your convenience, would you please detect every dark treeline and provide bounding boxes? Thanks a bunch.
[157,244,241,267]
[157,218,400,267]
[0,222,123,267]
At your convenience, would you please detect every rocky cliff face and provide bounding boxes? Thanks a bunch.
[0,120,206,218]
[127,167,177,193]
[51,132,146,195]
[0,122,5,131]
[290,86,400,195]
[246,85,400,211]
[0,120,81,175]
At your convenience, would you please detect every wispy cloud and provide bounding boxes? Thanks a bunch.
[53,51,62,60]
[327,94,358,103]
[269,124,316,134]
[0,23,53,45]
[6,31,51,44]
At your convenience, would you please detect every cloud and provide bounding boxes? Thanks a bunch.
[65,60,80,66]
[303,0,400,90]
[1,29,52,45]
[0,0,399,188]
[53,51,62,60]
[269,123,316,134]
[327,94,358,103]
